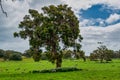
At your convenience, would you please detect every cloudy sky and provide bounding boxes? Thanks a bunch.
[0,0,120,55]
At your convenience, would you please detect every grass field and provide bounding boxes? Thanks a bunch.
[0,58,120,80]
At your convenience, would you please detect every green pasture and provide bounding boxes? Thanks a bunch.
[0,58,120,80]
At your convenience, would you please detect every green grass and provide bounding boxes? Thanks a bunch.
[0,58,120,80]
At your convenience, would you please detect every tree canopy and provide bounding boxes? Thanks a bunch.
[14,4,83,68]
[90,45,113,63]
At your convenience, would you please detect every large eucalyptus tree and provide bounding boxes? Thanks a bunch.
[14,4,83,68]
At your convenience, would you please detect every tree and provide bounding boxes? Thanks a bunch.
[75,50,86,62]
[112,50,120,58]
[62,50,72,59]
[89,52,98,61]
[90,45,113,63]
[0,49,5,58]
[23,49,33,58]
[14,4,83,68]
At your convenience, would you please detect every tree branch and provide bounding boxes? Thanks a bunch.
[0,0,7,17]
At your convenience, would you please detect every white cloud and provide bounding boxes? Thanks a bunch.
[0,39,29,53]
[61,0,120,20]
[61,0,120,10]
[0,0,62,52]
[81,23,120,55]
[106,13,120,24]
[80,19,92,27]
[80,18,105,27]
[1,0,120,55]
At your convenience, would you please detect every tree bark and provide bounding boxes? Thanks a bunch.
[100,58,103,63]
[56,57,62,68]
[82,57,86,62]
[33,46,41,62]
[51,42,62,68]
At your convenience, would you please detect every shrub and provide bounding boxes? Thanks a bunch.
[9,53,22,61]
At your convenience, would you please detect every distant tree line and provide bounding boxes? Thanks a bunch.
[1,47,120,63]
[0,48,86,62]
[0,49,22,61]
[89,45,120,63]
[23,49,86,62]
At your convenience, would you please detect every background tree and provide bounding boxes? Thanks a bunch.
[23,49,33,58]
[112,50,120,58]
[9,53,22,61]
[14,4,83,68]
[0,49,5,58]
[90,45,113,63]
[89,52,98,61]
[75,50,86,62]
[62,50,72,59]
[3,50,22,61]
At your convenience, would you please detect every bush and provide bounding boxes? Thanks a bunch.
[9,53,22,61]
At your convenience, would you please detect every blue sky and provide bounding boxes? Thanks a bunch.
[80,4,120,26]
[0,0,120,55]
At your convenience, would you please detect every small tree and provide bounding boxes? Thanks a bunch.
[89,52,98,61]
[0,49,5,58]
[90,45,113,63]
[112,50,120,58]
[63,50,72,59]
[14,4,83,68]
[75,50,86,62]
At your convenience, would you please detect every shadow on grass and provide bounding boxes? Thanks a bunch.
[30,67,83,73]
[0,67,83,78]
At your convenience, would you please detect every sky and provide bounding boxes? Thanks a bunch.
[0,0,120,55]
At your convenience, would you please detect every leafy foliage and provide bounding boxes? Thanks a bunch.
[14,4,82,68]
[90,45,113,63]
[0,49,4,58]
[23,49,33,58]
[63,50,72,59]
[0,50,22,61]
[9,53,22,61]
[75,50,86,62]
[112,50,120,58]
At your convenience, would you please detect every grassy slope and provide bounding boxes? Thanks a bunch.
[0,58,120,80]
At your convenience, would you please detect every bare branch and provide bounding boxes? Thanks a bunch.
[0,0,7,17]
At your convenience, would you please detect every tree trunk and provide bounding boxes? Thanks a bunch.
[56,57,62,68]
[100,58,103,63]
[33,46,41,62]
[82,57,86,62]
